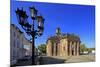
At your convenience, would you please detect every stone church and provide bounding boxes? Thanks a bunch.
[46,28,81,56]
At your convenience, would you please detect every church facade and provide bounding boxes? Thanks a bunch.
[46,28,81,56]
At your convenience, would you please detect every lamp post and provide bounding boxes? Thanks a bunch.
[15,6,44,65]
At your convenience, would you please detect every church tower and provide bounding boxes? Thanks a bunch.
[56,27,61,36]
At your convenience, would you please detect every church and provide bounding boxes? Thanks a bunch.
[46,27,81,56]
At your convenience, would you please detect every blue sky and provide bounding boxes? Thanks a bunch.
[11,1,95,48]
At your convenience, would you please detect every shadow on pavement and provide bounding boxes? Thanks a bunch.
[39,56,66,65]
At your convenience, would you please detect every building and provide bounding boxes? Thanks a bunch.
[10,24,33,65]
[46,28,81,56]
[23,37,32,56]
[88,48,95,55]
[10,24,24,65]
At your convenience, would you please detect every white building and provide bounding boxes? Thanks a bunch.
[23,37,32,56]
[10,24,25,65]
[10,24,39,65]
[91,50,95,54]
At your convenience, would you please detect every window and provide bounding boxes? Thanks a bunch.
[13,32,16,37]
[13,40,15,47]
[17,34,19,39]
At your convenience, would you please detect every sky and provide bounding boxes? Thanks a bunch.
[11,1,95,48]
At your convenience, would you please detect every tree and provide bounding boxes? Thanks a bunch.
[38,44,46,54]
[87,48,95,53]
[80,44,87,53]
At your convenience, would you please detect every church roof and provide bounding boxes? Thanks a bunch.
[47,33,80,42]
[48,35,61,43]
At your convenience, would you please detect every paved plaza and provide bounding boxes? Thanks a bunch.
[40,55,95,64]
[11,54,95,66]
[64,55,95,63]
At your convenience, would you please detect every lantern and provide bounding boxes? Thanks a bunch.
[37,16,44,30]
[29,6,37,19]
[15,8,28,26]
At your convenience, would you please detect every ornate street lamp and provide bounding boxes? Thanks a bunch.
[15,6,44,65]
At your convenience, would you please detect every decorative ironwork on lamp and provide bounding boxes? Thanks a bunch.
[15,6,45,65]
